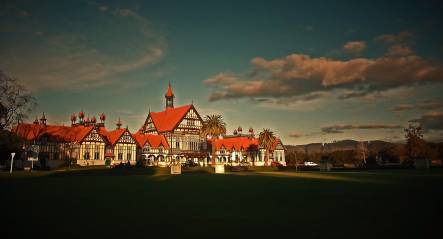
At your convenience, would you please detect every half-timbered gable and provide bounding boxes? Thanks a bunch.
[78,128,106,161]
[209,135,286,166]
[175,106,203,134]
[272,139,286,164]
[102,128,137,163]
[143,114,157,134]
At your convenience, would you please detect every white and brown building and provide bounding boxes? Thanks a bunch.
[12,83,286,168]
[209,127,286,166]
[138,83,208,165]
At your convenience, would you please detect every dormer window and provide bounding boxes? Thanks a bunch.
[220,146,226,154]
[143,145,151,153]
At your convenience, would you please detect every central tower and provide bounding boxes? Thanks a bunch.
[165,82,174,109]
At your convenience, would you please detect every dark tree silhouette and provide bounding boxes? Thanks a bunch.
[404,123,429,161]
[0,71,36,130]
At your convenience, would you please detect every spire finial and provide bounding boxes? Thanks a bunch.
[165,82,174,108]
[40,112,47,125]
[116,117,122,129]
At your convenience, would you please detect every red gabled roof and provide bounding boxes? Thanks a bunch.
[133,132,170,149]
[209,136,283,151]
[104,128,126,146]
[210,136,259,151]
[12,124,44,141]
[98,127,136,146]
[13,124,94,143]
[43,125,94,142]
[272,138,284,150]
[149,104,193,133]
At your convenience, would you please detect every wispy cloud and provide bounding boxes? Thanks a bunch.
[375,31,414,45]
[391,99,443,112]
[376,31,415,57]
[98,6,108,12]
[288,132,304,138]
[343,41,366,54]
[386,44,413,56]
[0,6,166,92]
[409,111,443,131]
[321,124,403,134]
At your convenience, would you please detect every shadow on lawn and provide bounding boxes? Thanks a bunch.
[44,167,166,178]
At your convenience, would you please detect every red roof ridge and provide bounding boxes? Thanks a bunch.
[13,123,95,143]
[133,132,170,149]
[149,104,193,133]
[105,128,129,146]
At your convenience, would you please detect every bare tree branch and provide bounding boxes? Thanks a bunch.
[0,71,36,130]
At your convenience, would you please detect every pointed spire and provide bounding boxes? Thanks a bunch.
[40,112,47,125]
[165,82,175,108]
[165,81,174,97]
[33,116,39,124]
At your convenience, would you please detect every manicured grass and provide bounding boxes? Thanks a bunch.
[2,168,443,238]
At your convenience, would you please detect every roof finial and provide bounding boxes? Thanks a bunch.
[40,112,47,125]
[116,117,122,129]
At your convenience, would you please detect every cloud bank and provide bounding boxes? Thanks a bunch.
[204,53,443,103]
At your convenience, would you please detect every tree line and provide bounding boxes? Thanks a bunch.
[285,125,443,168]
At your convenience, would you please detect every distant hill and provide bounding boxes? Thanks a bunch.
[285,140,398,155]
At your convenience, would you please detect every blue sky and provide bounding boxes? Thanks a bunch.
[1,0,443,144]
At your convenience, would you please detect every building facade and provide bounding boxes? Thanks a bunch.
[138,83,208,164]
[12,83,286,168]
[13,112,139,168]
[210,128,286,166]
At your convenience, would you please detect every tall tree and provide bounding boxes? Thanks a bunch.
[0,71,36,130]
[404,123,428,161]
[258,128,276,166]
[201,114,226,166]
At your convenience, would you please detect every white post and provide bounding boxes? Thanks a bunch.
[10,152,16,174]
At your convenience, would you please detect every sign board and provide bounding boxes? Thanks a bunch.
[215,164,225,174]
[170,164,182,174]
[27,145,39,161]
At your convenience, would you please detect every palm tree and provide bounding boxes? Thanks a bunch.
[258,129,276,166]
[201,114,226,166]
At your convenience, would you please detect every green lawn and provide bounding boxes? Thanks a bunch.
[1,167,442,238]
